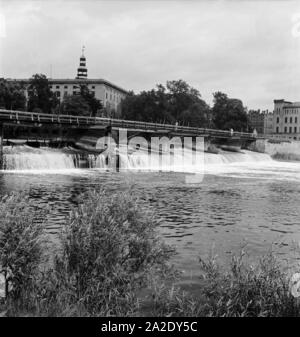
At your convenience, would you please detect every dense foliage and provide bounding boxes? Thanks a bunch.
[121,80,212,127]
[212,91,249,131]
[61,84,103,117]
[27,74,60,114]
[0,78,26,111]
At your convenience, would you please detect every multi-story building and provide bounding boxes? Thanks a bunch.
[7,48,128,116]
[272,99,300,140]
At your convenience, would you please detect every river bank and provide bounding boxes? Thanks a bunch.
[0,190,299,317]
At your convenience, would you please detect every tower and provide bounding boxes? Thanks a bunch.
[76,46,88,79]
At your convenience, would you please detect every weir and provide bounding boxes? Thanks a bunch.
[0,109,265,170]
[1,145,272,171]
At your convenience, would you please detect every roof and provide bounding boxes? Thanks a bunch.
[7,78,128,94]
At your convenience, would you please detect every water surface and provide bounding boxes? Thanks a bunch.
[2,157,300,281]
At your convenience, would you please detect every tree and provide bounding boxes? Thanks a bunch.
[27,74,59,114]
[121,88,172,123]
[121,80,210,126]
[212,91,249,131]
[60,85,103,117]
[166,80,201,120]
[179,100,212,127]
[0,78,26,110]
[61,94,90,116]
[79,85,102,116]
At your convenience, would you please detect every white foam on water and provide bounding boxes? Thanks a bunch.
[3,145,300,182]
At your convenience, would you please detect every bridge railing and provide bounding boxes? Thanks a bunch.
[0,109,260,139]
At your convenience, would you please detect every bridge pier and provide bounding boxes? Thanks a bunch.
[0,123,3,170]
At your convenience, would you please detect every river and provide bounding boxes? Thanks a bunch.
[1,146,300,282]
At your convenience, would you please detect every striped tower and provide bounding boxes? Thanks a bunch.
[76,46,88,79]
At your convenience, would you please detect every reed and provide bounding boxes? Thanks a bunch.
[148,251,300,317]
[0,191,299,316]
[0,189,173,316]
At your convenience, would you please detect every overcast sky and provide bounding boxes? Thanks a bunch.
[1,0,300,110]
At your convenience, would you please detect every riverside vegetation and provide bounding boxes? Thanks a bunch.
[0,190,299,317]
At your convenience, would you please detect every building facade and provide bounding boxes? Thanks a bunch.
[248,110,264,134]
[272,99,300,140]
[247,109,273,135]
[7,49,128,116]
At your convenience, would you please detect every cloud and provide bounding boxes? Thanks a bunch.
[1,0,300,110]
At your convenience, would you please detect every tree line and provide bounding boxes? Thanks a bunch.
[0,75,252,131]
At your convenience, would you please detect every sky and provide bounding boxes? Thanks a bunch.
[1,0,300,111]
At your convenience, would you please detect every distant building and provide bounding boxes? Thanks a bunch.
[272,99,300,140]
[248,110,264,134]
[248,109,273,135]
[7,47,128,116]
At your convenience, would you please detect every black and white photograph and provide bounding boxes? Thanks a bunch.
[1,0,300,324]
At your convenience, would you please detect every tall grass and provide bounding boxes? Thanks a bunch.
[0,193,46,314]
[0,190,300,316]
[149,251,300,317]
[0,189,173,316]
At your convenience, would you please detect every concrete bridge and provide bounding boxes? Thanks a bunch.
[0,109,264,168]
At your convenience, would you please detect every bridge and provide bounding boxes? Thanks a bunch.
[0,109,264,168]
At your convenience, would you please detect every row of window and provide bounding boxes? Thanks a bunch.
[283,109,300,114]
[276,126,300,133]
[275,108,300,114]
[54,91,95,98]
[49,85,96,90]
[276,117,299,123]
[49,85,123,103]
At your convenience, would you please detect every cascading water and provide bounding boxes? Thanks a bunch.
[2,144,273,172]
[3,146,76,170]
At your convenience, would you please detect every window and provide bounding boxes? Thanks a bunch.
[285,117,288,123]
[289,127,292,133]
[295,127,297,133]
[277,117,279,123]
[56,85,60,89]
[284,126,287,133]
[290,117,293,123]
[56,91,60,97]
[49,85,52,89]
[73,91,76,95]
[276,127,279,133]
[64,91,68,96]
[92,86,95,89]
[296,117,298,123]
[64,85,68,89]
[73,85,77,89]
